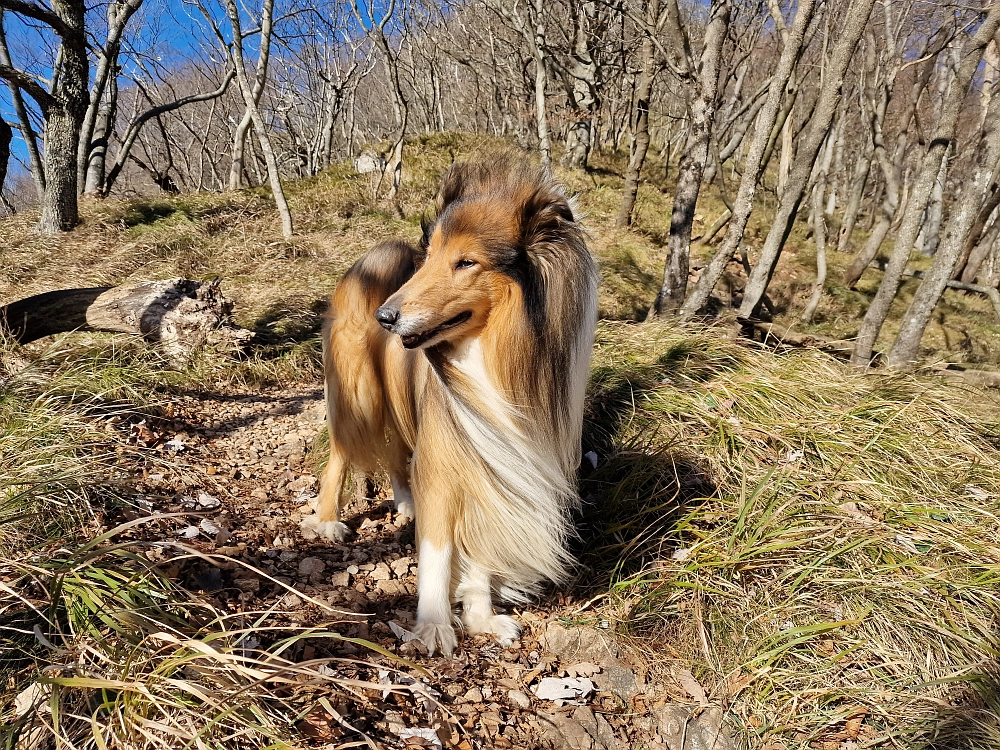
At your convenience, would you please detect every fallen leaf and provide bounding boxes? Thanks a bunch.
[675,668,709,705]
[565,662,601,677]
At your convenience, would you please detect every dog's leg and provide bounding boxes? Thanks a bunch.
[300,449,351,543]
[457,559,521,647]
[413,536,458,656]
[389,474,415,523]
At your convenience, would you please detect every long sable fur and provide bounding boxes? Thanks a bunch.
[319,151,598,602]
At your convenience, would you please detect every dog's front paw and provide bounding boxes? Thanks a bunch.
[462,612,521,647]
[394,497,415,524]
[412,619,458,657]
[299,515,352,543]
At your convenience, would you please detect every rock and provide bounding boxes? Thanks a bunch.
[539,707,623,750]
[330,571,351,587]
[298,556,326,582]
[508,689,531,709]
[233,578,260,592]
[464,687,484,703]
[353,150,383,174]
[390,557,413,577]
[652,706,737,750]
[594,664,639,702]
[346,564,360,575]
[540,623,639,701]
[539,712,594,750]
[370,562,392,581]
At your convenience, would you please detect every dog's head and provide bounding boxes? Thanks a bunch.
[375,155,576,350]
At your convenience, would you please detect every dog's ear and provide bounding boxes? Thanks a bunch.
[519,185,575,249]
[435,163,473,215]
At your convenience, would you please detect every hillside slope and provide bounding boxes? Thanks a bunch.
[2,135,1000,749]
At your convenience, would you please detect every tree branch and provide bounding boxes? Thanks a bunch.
[0,63,55,110]
[102,67,235,194]
[0,0,69,36]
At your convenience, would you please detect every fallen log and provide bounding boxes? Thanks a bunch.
[0,278,252,365]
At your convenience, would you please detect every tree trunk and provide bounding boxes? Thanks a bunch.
[78,0,143,195]
[852,7,1000,366]
[679,0,817,318]
[802,123,834,323]
[560,0,598,170]
[737,0,877,321]
[616,0,659,227]
[531,0,551,172]
[0,280,251,366]
[650,0,730,315]
[887,86,1000,369]
[228,0,274,190]
[38,0,89,234]
[0,115,12,212]
[224,0,293,239]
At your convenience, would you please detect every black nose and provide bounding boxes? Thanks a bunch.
[375,306,399,329]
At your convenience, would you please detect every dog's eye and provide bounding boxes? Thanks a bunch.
[455,259,476,270]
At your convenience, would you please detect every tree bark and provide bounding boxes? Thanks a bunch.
[679,0,816,318]
[650,0,730,315]
[78,0,143,195]
[887,84,1000,369]
[616,0,660,227]
[0,279,251,365]
[737,0,877,321]
[852,6,1000,366]
[222,0,293,239]
[801,127,834,324]
[228,0,274,190]
[0,114,12,212]
[560,0,598,170]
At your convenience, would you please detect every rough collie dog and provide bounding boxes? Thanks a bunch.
[300,154,598,655]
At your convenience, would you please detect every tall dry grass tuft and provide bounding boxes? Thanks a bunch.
[582,321,1000,747]
[0,338,441,749]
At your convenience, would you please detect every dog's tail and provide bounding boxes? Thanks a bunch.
[323,240,418,468]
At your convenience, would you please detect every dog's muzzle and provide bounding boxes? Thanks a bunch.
[375,305,400,331]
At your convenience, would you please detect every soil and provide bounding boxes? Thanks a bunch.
[98,382,723,749]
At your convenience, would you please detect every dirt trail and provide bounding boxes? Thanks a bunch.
[112,383,724,749]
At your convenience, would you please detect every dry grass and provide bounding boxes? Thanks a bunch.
[582,321,1000,748]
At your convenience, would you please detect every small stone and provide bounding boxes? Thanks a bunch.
[298,557,326,580]
[346,564,360,575]
[330,571,351,587]
[234,578,260,592]
[464,687,484,703]
[507,689,531,709]
[370,563,392,581]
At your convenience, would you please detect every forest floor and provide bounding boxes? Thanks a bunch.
[3,134,1000,749]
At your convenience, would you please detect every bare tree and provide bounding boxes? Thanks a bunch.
[851,5,1000,366]
[0,0,89,232]
[616,0,659,227]
[887,82,1000,368]
[649,0,730,315]
[737,0,877,320]
[680,0,818,318]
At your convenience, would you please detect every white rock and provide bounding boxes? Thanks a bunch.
[178,525,200,539]
[199,518,220,535]
[534,676,594,701]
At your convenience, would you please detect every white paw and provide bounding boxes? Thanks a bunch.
[412,619,458,657]
[299,516,351,543]
[394,498,415,523]
[462,612,521,647]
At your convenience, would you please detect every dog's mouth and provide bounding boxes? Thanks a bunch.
[400,311,473,349]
